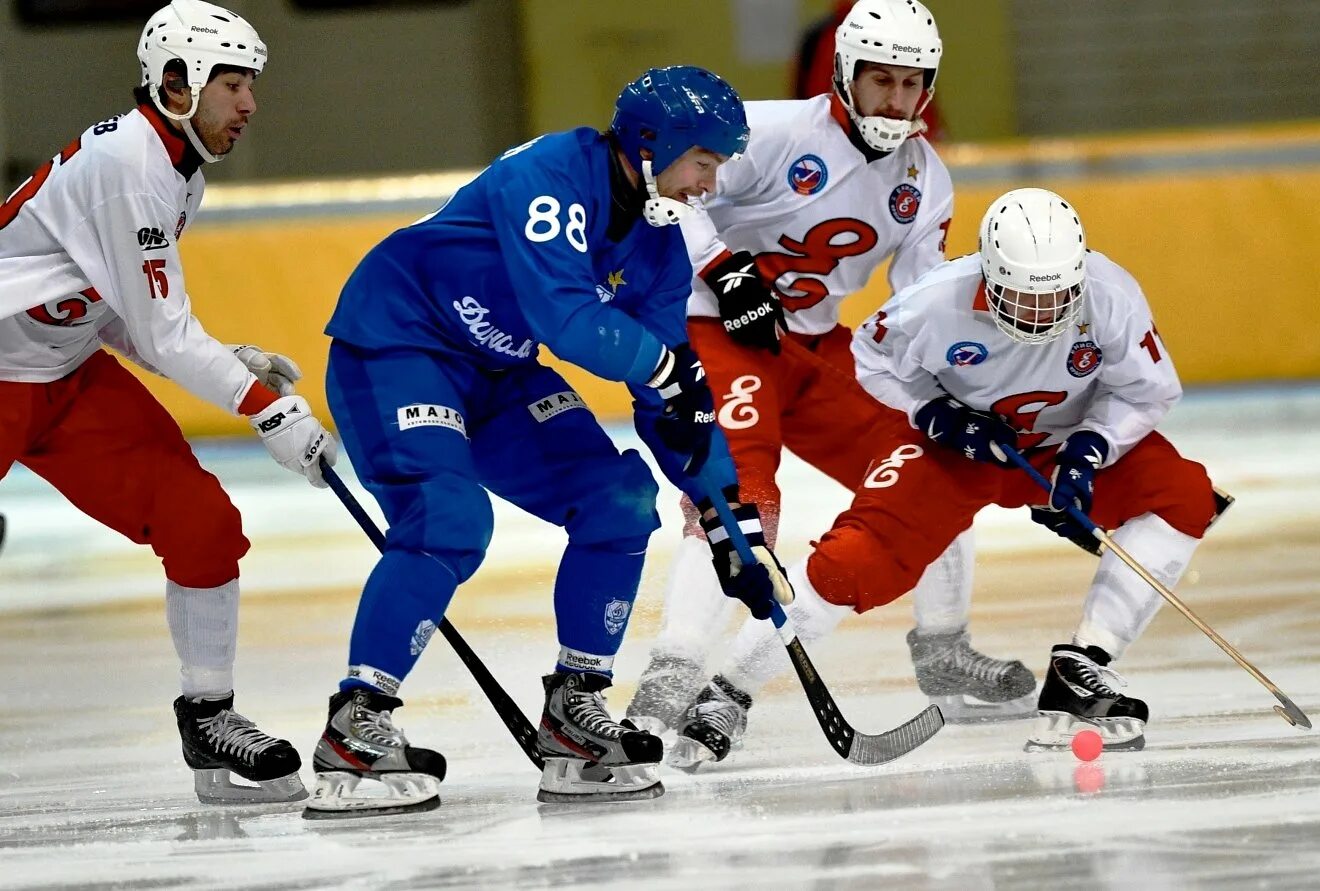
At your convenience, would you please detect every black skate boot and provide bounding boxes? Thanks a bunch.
[906,627,1037,723]
[1025,644,1149,752]
[302,688,447,819]
[666,675,752,772]
[537,671,664,803]
[625,651,704,736]
[173,693,306,804]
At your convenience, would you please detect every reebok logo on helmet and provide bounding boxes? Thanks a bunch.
[190,25,218,33]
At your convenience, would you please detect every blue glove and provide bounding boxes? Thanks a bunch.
[914,396,1019,468]
[697,494,794,621]
[1032,431,1109,545]
[645,343,715,475]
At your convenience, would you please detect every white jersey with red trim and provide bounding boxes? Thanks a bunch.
[680,94,953,336]
[0,106,257,413]
[852,251,1181,464]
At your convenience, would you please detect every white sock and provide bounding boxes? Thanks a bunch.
[720,559,853,696]
[1074,513,1199,660]
[165,578,239,698]
[649,536,741,664]
[911,528,975,634]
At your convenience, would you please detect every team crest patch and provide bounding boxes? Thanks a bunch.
[946,341,989,367]
[787,154,828,195]
[604,599,631,635]
[410,619,437,656]
[1067,340,1103,378]
[888,183,921,223]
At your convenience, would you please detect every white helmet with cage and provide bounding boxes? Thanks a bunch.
[137,0,266,162]
[978,188,1088,345]
[833,0,942,154]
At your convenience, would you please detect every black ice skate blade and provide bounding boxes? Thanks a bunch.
[1023,735,1146,754]
[536,781,665,805]
[301,795,441,820]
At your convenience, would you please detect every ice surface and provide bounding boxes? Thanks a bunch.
[1,385,1318,889]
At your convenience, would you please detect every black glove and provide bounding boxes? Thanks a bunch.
[697,495,794,620]
[646,343,715,475]
[702,250,785,354]
[914,396,1019,467]
[1031,431,1109,546]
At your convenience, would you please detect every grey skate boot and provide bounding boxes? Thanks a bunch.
[537,671,664,803]
[625,651,705,735]
[667,675,752,772]
[303,689,446,819]
[907,627,1037,723]
[173,694,307,804]
[1025,644,1148,752]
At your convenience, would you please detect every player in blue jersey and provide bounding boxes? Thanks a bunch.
[303,67,795,817]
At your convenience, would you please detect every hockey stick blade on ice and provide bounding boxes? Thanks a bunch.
[1003,444,1311,730]
[698,471,944,765]
[321,460,546,769]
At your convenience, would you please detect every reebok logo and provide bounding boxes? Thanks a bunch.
[190,25,218,33]
[724,303,774,330]
[1029,273,1062,282]
[891,43,923,53]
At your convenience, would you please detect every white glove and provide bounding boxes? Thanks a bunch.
[250,395,338,488]
[229,344,302,397]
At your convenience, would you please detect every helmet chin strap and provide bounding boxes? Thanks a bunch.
[150,87,224,164]
[641,159,692,227]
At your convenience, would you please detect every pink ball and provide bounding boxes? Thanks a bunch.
[1071,729,1103,762]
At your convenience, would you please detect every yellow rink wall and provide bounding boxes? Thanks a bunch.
[152,124,1320,437]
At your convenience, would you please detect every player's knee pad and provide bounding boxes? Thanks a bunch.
[380,474,494,582]
[565,449,659,549]
[1152,459,1219,538]
[153,472,248,589]
[808,525,927,614]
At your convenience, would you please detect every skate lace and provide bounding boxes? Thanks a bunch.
[199,710,280,764]
[353,705,408,747]
[952,639,1014,684]
[1066,656,1128,697]
[566,691,623,740]
[687,697,744,738]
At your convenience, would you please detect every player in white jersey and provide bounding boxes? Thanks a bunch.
[628,0,1034,765]
[0,1,336,802]
[710,187,1226,753]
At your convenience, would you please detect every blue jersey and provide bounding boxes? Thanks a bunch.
[325,128,690,387]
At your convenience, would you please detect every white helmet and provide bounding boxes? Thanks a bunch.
[137,1,266,163]
[833,0,942,154]
[978,188,1088,345]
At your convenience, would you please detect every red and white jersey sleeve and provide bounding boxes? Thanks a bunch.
[681,95,953,336]
[853,251,1181,464]
[0,107,257,413]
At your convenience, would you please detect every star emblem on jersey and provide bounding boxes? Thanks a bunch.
[907,165,919,181]
[1076,321,1089,335]
[787,154,828,196]
[607,269,626,291]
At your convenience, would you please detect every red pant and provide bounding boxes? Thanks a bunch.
[683,318,911,544]
[0,350,248,587]
[808,426,1218,613]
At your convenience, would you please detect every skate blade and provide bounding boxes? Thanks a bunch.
[537,759,664,803]
[302,771,441,819]
[1023,712,1147,752]
[193,769,307,804]
[624,715,670,737]
[930,693,1037,725]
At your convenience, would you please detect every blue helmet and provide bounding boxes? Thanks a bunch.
[610,66,749,176]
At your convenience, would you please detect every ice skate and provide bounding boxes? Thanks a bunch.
[666,675,751,772]
[537,671,664,803]
[173,694,307,804]
[302,689,446,819]
[907,627,1037,723]
[624,651,704,736]
[1025,644,1148,752]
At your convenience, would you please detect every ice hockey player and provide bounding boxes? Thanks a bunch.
[303,66,794,817]
[682,187,1226,759]
[0,0,337,803]
[628,0,1034,768]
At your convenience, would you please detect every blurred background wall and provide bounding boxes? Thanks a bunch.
[1,0,1319,436]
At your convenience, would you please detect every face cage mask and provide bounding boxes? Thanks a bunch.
[986,280,1086,345]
